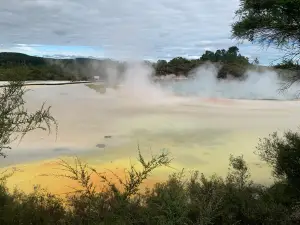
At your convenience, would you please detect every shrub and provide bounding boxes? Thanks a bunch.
[0,151,298,225]
[0,181,67,225]
[256,130,300,201]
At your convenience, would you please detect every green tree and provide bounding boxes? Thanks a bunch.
[256,131,300,192]
[232,0,300,61]
[232,0,300,90]
[156,60,169,75]
[200,50,216,62]
[227,46,239,56]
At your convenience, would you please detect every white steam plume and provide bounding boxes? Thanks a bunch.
[117,61,175,104]
[169,64,300,100]
[87,60,300,101]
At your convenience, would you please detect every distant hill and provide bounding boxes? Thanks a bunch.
[0,47,297,81]
[0,52,113,81]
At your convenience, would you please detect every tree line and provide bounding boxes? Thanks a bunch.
[0,46,266,81]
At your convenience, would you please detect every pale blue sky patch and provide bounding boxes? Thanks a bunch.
[33,45,104,58]
[0,44,104,58]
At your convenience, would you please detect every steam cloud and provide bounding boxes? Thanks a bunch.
[105,61,300,101]
[171,64,300,100]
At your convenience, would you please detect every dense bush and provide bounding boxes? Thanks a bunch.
[1,129,300,225]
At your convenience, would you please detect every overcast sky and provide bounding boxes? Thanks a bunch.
[0,0,284,64]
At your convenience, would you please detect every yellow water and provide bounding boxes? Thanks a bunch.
[2,84,299,194]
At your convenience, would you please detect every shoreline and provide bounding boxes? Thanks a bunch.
[0,80,93,87]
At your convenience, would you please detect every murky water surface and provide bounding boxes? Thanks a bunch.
[1,82,300,193]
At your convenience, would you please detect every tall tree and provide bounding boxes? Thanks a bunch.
[232,0,300,61]
[227,46,239,56]
[232,0,300,88]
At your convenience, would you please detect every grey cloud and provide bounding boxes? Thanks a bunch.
[0,0,284,63]
[0,0,241,57]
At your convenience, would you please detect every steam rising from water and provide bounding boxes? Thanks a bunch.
[171,65,299,100]
[120,62,180,104]
[108,62,300,101]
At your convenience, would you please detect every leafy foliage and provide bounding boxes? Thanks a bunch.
[155,46,250,78]
[256,130,300,193]
[232,0,300,89]
[0,184,66,225]
[232,0,300,51]
[0,81,57,157]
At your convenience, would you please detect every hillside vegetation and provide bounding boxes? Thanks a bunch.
[0,46,272,81]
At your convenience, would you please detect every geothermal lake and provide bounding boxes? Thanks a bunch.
[1,72,300,194]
